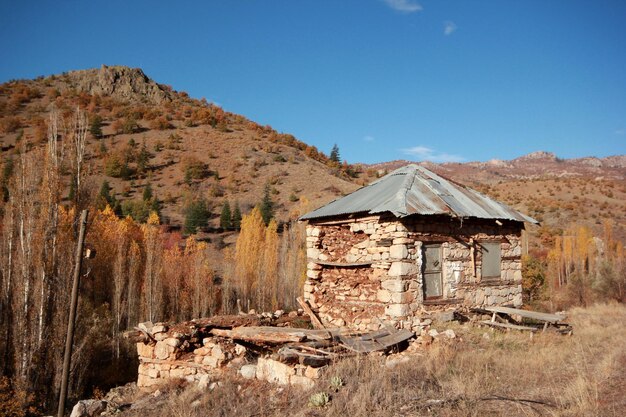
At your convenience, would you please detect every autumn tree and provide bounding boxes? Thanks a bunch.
[234,207,266,311]
[143,212,164,322]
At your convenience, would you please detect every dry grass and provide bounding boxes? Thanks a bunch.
[137,303,626,417]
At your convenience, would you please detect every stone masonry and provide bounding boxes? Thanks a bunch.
[304,215,524,333]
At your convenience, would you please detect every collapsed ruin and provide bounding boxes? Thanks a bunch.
[133,310,414,390]
[299,164,538,332]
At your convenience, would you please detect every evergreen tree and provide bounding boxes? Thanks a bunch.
[97,180,120,212]
[183,199,209,234]
[259,184,274,225]
[329,144,340,163]
[232,201,242,231]
[220,201,232,230]
[89,114,103,138]
[137,142,150,174]
[143,183,153,201]
[0,157,13,202]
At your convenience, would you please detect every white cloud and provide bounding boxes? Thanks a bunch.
[383,0,422,13]
[363,135,375,142]
[401,146,465,163]
[444,21,457,36]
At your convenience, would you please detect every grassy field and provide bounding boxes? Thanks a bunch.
[109,303,626,417]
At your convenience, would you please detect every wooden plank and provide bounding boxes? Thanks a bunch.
[210,327,305,343]
[422,298,463,306]
[210,327,302,343]
[211,326,333,344]
[484,306,566,323]
[307,259,372,267]
[481,320,538,332]
[296,297,327,330]
[339,329,414,353]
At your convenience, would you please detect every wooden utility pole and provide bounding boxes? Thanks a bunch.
[57,209,88,417]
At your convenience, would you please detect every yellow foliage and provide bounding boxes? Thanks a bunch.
[147,210,160,225]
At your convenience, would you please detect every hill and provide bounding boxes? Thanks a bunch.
[0,65,361,231]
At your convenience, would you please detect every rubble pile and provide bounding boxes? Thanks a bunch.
[132,308,415,390]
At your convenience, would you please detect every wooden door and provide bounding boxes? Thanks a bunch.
[423,244,443,299]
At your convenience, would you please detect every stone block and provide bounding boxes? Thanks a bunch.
[388,261,418,277]
[170,368,185,379]
[376,289,391,302]
[154,341,172,360]
[305,366,326,379]
[240,364,257,379]
[154,333,168,341]
[354,239,370,249]
[256,357,294,385]
[211,346,226,360]
[147,368,160,378]
[308,262,322,270]
[393,237,412,244]
[203,355,221,368]
[385,303,410,317]
[390,291,413,304]
[381,279,409,293]
[307,248,320,259]
[152,324,168,334]
[306,270,320,281]
[390,244,408,259]
[136,342,154,358]
[70,400,107,417]
[164,337,181,348]
[433,310,455,323]
[138,363,149,375]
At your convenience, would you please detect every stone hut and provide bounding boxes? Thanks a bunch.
[299,164,537,332]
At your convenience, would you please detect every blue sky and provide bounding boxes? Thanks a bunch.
[1,0,625,163]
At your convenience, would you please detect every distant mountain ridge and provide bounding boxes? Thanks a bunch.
[365,151,626,183]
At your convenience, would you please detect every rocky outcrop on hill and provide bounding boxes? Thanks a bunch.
[67,65,173,104]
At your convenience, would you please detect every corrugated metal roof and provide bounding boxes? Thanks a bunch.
[299,164,538,223]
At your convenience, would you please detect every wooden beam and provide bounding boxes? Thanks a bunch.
[307,259,372,267]
[481,320,538,332]
[296,297,327,330]
[211,326,333,343]
[483,306,566,323]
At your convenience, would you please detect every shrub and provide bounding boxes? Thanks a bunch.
[0,116,21,134]
[182,157,209,184]
[149,116,172,130]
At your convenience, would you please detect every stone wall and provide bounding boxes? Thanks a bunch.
[136,321,323,390]
[136,324,246,388]
[304,215,524,332]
